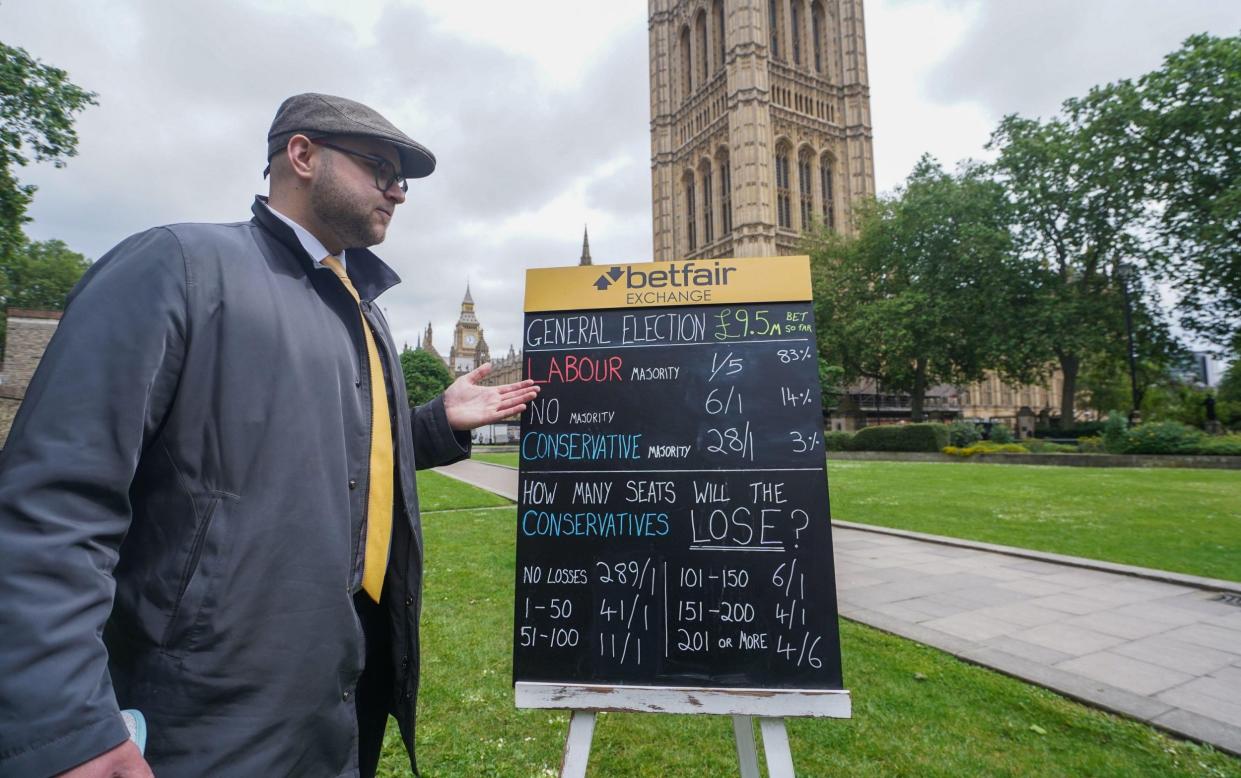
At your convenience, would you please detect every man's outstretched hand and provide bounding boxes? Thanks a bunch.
[56,741,152,778]
[443,362,539,431]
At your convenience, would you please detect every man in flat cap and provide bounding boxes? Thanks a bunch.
[0,93,536,777]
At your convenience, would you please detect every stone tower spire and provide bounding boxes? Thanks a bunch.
[580,225,593,266]
[648,0,875,261]
[449,282,482,375]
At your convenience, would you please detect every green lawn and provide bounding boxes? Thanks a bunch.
[826,460,1241,582]
[417,469,512,512]
[471,452,518,468]
[468,453,1241,582]
[373,473,1241,777]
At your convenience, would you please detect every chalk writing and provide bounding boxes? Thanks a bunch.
[514,301,842,691]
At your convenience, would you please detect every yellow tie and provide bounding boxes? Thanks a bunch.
[322,256,393,603]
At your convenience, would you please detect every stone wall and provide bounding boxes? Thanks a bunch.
[0,393,22,448]
[0,309,62,446]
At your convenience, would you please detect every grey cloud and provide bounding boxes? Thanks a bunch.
[5,1,652,355]
[370,9,650,221]
[925,0,1241,120]
[584,156,651,219]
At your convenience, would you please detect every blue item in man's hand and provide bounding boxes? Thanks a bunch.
[120,710,146,755]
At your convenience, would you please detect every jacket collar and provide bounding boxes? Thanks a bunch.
[251,195,402,302]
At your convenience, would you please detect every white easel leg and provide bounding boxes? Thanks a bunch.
[733,715,761,778]
[759,717,795,778]
[560,710,597,778]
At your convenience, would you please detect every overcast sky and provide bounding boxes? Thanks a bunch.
[3,0,1239,357]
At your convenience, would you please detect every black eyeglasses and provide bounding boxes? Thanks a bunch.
[311,140,408,193]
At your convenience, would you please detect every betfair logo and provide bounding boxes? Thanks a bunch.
[593,267,624,290]
[593,262,738,292]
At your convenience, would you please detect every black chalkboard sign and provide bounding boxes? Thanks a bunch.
[513,257,843,698]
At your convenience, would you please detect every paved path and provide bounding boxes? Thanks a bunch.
[435,459,1241,757]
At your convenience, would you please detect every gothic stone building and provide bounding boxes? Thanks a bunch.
[648,0,1071,431]
[649,0,876,260]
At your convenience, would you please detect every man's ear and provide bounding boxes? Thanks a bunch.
[285,134,316,181]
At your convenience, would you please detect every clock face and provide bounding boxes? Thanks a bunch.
[466,335,476,346]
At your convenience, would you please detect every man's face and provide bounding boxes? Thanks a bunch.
[308,136,407,250]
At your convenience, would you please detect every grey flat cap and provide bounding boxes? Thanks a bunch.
[265,92,436,179]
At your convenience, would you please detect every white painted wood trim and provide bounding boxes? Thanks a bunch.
[515,682,852,718]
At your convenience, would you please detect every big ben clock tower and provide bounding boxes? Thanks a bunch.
[448,283,489,375]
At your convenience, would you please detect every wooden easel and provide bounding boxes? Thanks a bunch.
[560,711,794,778]
[516,682,851,777]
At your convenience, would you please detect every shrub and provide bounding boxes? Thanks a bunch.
[850,423,950,452]
[988,424,1015,444]
[1043,442,1077,454]
[1077,435,1105,453]
[1024,439,1077,454]
[946,420,981,447]
[1102,411,1129,453]
[1217,399,1241,431]
[1195,435,1241,456]
[1120,421,1203,455]
[942,442,1029,457]
[823,431,853,452]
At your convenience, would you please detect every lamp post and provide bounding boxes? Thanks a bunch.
[1117,263,1140,424]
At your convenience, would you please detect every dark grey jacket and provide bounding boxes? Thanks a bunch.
[0,198,468,777]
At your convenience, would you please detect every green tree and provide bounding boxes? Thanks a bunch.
[810,156,1020,420]
[400,346,454,407]
[987,83,1175,429]
[1217,360,1241,430]
[1,42,97,264]
[1,238,89,308]
[1076,298,1186,418]
[0,238,90,359]
[1219,360,1241,404]
[1118,33,1241,351]
[817,358,844,412]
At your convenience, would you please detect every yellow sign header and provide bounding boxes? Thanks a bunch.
[524,256,812,312]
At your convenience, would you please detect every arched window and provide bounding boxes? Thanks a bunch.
[685,172,698,251]
[811,1,825,73]
[680,26,692,100]
[775,144,792,229]
[798,148,814,230]
[791,1,802,66]
[718,150,733,236]
[696,11,709,85]
[768,0,781,61]
[820,153,836,230]
[714,0,726,72]
[700,160,714,245]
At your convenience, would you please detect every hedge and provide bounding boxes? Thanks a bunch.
[1023,439,1078,454]
[1032,422,1106,439]
[1120,421,1203,455]
[1197,435,1241,456]
[823,431,854,452]
[1111,420,1241,456]
[848,423,949,453]
[943,442,1029,457]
